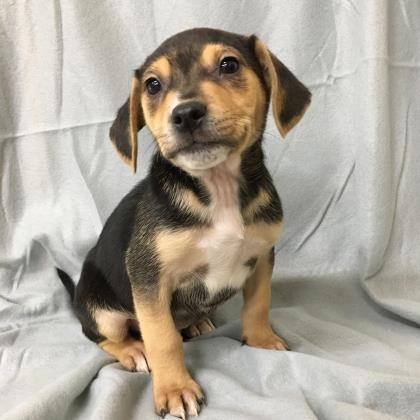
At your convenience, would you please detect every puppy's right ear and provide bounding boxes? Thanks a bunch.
[109,77,145,173]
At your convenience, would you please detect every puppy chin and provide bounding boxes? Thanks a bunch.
[171,145,230,174]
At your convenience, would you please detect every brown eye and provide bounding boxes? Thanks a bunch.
[220,57,239,74]
[146,77,161,95]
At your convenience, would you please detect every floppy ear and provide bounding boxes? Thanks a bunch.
[253,38,311,137]
[109,77,145,173]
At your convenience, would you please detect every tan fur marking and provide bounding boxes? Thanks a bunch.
[110,78,142,172]
[245,222,283,248]
[254,39,310,139]
[128,78,142,172]
[173,188,210,222]
[144,56,172,82]
[133,285,203,414]
[200,43,241,70]
[141,43,268,167]
[243,189,272,222]
[135,296,185,376]
[155,229,207,284]
[254,40,286,137]
[154,222,281,291]
[200,69,266,152]
[99,337,149,372]
[241,249,288,350]
[199,44,266,152]
[142,89,179,158]
[95,308,134,343]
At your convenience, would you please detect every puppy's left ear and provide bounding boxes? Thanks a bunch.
[109,76,145,173]
[253,37,311,137]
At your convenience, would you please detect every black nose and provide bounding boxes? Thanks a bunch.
[171,101,207,132]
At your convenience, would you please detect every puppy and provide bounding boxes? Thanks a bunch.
[59,28,310,418]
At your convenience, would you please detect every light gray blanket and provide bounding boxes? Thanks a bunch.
[1,1,420,419]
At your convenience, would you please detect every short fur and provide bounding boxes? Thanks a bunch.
[58,28,310,418]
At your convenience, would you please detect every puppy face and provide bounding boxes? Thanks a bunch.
[110,28,311,173]
[139,42,267,172]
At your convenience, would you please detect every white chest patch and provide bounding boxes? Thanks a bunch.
[197,163,269,295]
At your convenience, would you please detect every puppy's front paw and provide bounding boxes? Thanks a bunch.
[242,329,289,351]
[154,376,205,419]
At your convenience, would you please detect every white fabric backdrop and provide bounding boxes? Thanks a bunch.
[1,1,420,419]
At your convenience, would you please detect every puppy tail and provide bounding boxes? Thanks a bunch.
[56,268,75,302]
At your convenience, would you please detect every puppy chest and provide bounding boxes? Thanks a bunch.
[170,227,271,328]
[197,222,270,293]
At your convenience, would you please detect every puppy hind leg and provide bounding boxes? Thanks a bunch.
[99,338,149,373]
[182,318,216,339]
[95,309,149,373]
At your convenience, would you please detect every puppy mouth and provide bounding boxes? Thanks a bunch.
[169,138,234,171]
[168,139,233,159]
[178,140,232,155]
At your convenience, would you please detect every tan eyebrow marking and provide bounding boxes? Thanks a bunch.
[200,43,242,70]
[143,56,172,81]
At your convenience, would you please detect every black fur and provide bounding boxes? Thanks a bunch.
[109,99,132,160]
[244,257,258,270]
[137,28,267,88]
[269,53,311,127]
[62,142,282,342]
[56,268,75,301]
[58,28,309,345]
[269,246,275,267]
[239,140,283,223]
[172,283,237,330]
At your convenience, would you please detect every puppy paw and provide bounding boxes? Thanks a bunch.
[182,318,215,339]
[120,340,150,372]
[101,338,150,373]
[242,330,289,351]
[154,377,205,419]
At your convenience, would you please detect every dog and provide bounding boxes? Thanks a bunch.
[58,27,311,419]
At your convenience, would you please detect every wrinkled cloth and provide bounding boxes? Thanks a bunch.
[1,1,420,419]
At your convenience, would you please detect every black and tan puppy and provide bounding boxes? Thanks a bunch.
[59,28,310,418]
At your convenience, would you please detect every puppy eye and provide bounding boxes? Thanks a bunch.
[219,57,239,74]
[145,78,161,95]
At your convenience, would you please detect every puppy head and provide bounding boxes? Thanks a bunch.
[110,28,311,173]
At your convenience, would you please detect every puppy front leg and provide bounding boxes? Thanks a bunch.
[241,248,289,350]
[133,287,205,418]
